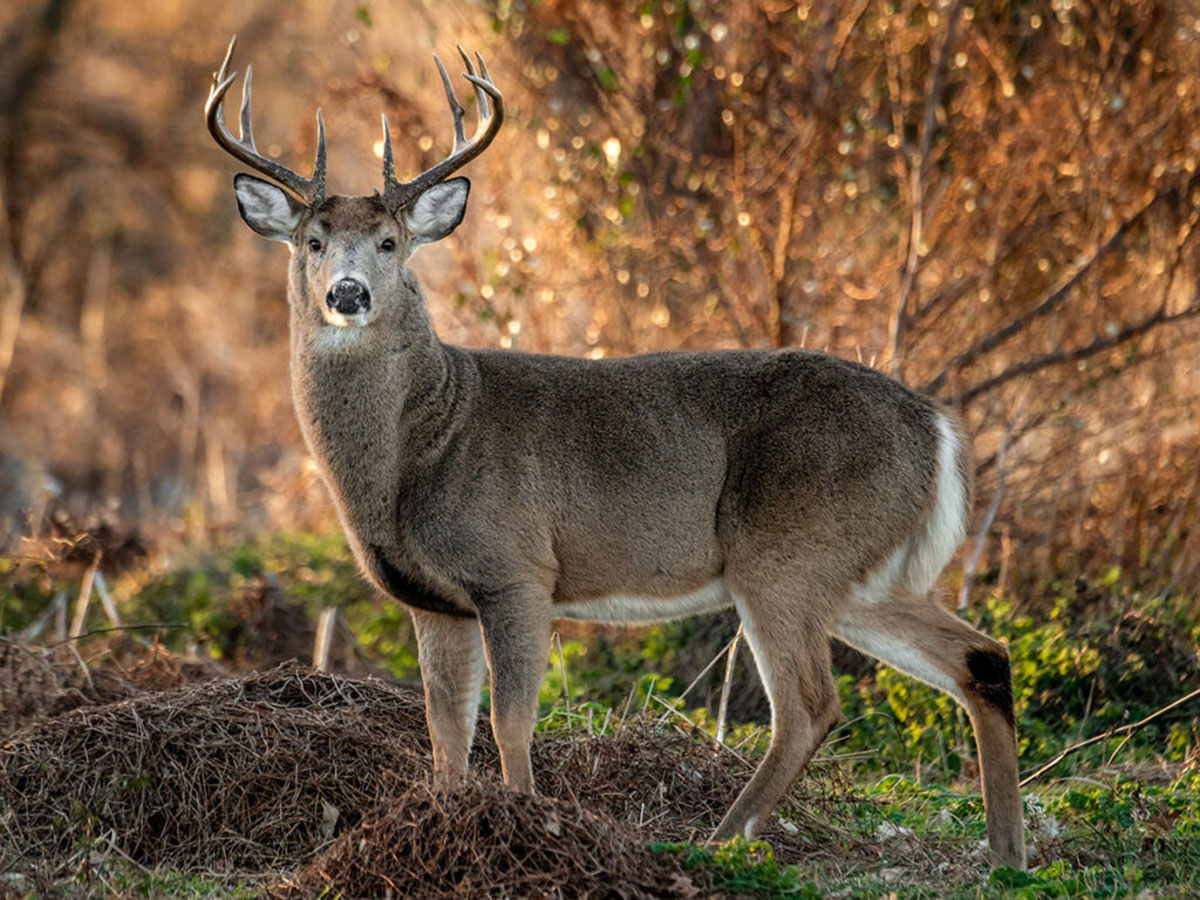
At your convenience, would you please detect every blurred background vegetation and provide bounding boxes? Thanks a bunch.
[2,0,1199,785]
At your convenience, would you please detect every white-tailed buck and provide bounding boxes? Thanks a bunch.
[206,37,1026,868]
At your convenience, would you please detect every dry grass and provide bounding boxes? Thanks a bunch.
[1,664,434,873]
[0,639,224,738]
[0,654,860,888]
[274,778,699,900]
[532,723,854,861]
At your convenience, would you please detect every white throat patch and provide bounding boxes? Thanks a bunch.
[324,309,372,328]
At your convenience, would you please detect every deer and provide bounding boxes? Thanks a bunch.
[205,36,1026,869]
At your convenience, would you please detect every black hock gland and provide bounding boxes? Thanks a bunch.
[966,647,1015,726]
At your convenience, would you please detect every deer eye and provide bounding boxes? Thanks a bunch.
[307,238,322,252]
[379,238,396,252]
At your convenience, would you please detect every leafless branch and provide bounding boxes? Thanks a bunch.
[954,295,1200,405]
[958,401,1022,609]
[925,175,1200,396]
[45,622,188,647]
[889,0,964,378]
[715,622,743,745]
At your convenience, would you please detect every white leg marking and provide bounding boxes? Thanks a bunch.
[732,594,776,732]
[555,578,732,623]
[833,620,965,702]
[742,815,759,839]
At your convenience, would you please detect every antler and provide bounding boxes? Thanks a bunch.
[205,36,327,206]
[380,46,504,212]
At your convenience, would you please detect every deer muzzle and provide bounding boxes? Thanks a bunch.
[326,278,371,316]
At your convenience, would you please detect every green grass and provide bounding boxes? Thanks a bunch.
[642,772,1200,898]
[0,869,262,900]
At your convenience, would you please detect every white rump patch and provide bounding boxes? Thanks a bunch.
[905,413,969,596]
[850,412,968,606]
[849,543,907,607]
[553,578,732,624]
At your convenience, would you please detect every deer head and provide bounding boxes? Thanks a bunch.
[205,36,503,328]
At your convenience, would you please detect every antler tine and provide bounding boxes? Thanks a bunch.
[312,109,327,200]
[434,55,467,150]
[456,45,489,120]
[382,47,505,212]
[381,114,397,189]
[204,35,327,206]
[210,34,236,101]
[239,64,256,149]
[472,50,492,120]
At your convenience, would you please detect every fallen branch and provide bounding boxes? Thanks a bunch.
[650,693,752,767]
[45,622,187,647]
[313,606,338,672]
[94,570,121,627]
[553,630,571,717]
[68,552,101,638]
[18,591,65,642]
[668,632,740,709]
[1019,685,1200,788]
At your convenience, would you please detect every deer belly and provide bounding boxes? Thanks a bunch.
[553,578,732,623]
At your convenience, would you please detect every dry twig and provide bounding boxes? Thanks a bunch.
[1020,685,1200,788]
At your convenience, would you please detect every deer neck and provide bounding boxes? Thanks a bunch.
[287,281,464,548]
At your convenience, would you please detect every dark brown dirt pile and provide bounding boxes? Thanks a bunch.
[0,664,442,872]
[533,724,850,859]
[275,777,698,900]
[2,662,857,881]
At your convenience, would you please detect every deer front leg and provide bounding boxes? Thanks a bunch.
[476,586,553,793]
[411,608,486,783]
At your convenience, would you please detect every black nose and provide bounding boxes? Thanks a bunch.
[326,278,371,315]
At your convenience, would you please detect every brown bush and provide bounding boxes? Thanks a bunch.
[0,639,138,736]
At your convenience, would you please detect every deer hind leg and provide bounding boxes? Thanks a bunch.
[411,608,486,782]
[833,597,1027,869]
[476,586,553,793]
[711,591,841,841]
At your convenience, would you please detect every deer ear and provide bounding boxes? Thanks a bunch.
[403,177,470,248]
[234,174,305,243]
